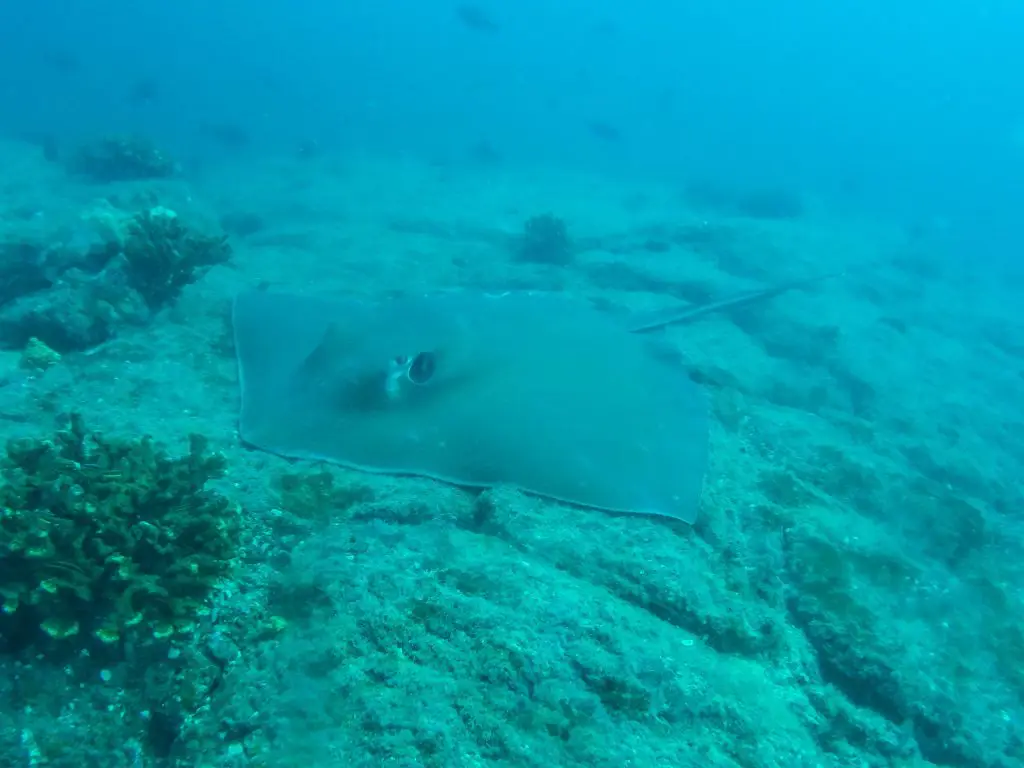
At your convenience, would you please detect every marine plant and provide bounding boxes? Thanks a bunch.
[0,414,240,652]
[514,213,574,265]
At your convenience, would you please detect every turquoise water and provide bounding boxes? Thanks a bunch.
[0,3,1021,766]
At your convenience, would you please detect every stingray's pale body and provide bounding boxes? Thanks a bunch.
[234,290,710,522]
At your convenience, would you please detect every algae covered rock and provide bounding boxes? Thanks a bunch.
[0,414,240,651]
[18,337,61,371]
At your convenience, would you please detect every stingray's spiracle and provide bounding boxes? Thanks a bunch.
[385,352,437,400]
[407,352,437,385]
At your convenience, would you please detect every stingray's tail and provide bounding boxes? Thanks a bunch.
[628,271,843,334]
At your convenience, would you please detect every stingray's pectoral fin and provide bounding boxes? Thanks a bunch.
[290,323,386,411]
[295,322,346,381]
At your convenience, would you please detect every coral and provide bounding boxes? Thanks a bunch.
[514,214,573,264]
[0,273,145,353]
[120,206,231,310]
[0,202,229,352]
[68,135,178,183]
[0,414,240,652]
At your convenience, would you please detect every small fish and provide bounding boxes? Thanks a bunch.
[469,140,501,165]
[456,4,499,33]
[39,134,60,162]
[200,122,251,149]
[296,139,320,160]
[42,50,80,74]
[20,133,59,162]
[127,78,159,106]
[587,120,623,142]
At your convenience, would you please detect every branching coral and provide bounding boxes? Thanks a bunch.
[0,414,240,651]
[121,206,231,310]
[514,213,574,265]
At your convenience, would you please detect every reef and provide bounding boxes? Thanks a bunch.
[684,179,804,220]
[0,203,231,352]
[67,135,178,183]
[513,213,574,264]
[0,413,239,655]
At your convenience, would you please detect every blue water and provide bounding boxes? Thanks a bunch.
[0,1,1021,765]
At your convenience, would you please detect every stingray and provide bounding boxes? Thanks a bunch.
[233,277,825,522]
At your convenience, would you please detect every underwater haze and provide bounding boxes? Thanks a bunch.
[0,1,1022,766]
[3,0,1024,255]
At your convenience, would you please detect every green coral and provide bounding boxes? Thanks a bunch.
[0,414,240,649]
[122,206,231,310]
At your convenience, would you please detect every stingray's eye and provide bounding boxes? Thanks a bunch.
[407,352,436,385]
[393,355,411,366]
